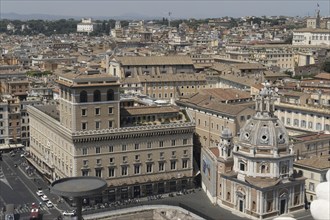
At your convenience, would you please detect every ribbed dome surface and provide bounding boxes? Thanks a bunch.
[238,115,289,148]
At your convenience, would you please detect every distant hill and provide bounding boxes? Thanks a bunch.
[0,12,162,21]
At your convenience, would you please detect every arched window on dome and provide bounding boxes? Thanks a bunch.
[80,90,88,102]
[93,90,101,102]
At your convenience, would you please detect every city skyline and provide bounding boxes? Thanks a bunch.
[1,0,330,20]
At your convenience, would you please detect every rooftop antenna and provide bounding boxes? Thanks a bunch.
[168,12,172,27]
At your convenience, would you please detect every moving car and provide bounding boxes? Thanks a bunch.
[46,201,53,208]
[36,190,44,196]
[41,195,49,202]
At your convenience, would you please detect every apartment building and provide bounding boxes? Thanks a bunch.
[294,156,330,203]
[0,95,42,149]
[176,88,256,149]
[275,102,330,133]
[27,72,195,202]
[121,73,208,100]
[291,132,330,159]
[293,28,330,46]
[106,55,195,79]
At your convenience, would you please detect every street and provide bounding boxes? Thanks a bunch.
[0,152,68,219]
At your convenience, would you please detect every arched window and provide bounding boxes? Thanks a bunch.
[227,192,231,201]
[94,90,101,102]
[107,89,114,101]
[80,90,88,103]
[261,165,266,173]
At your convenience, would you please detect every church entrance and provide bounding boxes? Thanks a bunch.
[239,199,244,212]
[280,199,287,214]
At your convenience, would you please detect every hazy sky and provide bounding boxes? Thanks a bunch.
[1,0,330,19]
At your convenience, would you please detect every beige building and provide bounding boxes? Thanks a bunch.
[291,132,330,160]
[294,156,330,203]
[274,102,330,133]
[27,72,195,202]
[201,85,305,219]
[176,88,256,149]
[106,56,195,79]
[121,73,208,100]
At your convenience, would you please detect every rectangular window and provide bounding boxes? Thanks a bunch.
[183,139,188,145]
[108,167,115,177]
[171,140,176,146]
[309,183,315,191]
[95,169,102,177]
[81,109,87,116]
[147,164,152,173]
[109,145,113,152]
[135,155,140,161]
[82,170,89,176]
[121,166,128,176]
[95,108,100,115]
[108,107,113,114]
[147,153,152,159]
[96,159,101,164]
[147,142,152,149]
[109,157,114,163]
[82,148,87,155]
[82,122,87,130]
[83,160,88,166]
[95,121,101,130]
[134,164,140,174]
[135,143,140,150]
[286,118,291,125]
[160,152,164,158]
[172,151,176,156]
[183,150,188,155]
[122,145,127,151]
[159,162,165,171]
[123,156,127,162]
[108,121,113,128]
[159,141,164,147]
[96,147,100,154]
[182,159,188,169]
[170,161,176,170]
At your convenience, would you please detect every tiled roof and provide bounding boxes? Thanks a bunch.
[121,106,179,116]
[294,156,330,170]
[294,28,330,33]
[115,56,194,66]
[245,176,281,188]
[232,63,266,70]
[200,88,251,101]
[314,72,330,81]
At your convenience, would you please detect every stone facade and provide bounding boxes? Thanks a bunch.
[27,73,195,203]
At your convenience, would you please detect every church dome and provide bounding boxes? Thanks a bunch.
[238,116,289,148]
[238,83,289,148]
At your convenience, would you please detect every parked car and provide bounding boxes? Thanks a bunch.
[41,195,49,202]
[46,201,53,208]
[36,190,44,196]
